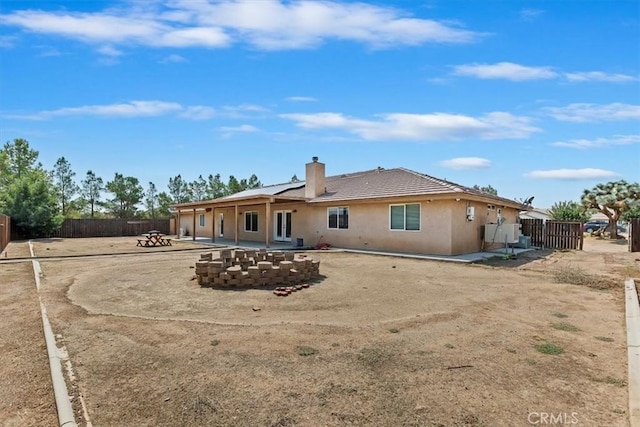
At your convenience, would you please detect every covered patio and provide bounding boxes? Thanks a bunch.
[174,183,308,249]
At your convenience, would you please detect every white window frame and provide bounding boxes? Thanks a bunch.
[327,206,349,230]
[244,211,258,232]
[199,214,205,227]
[389,203,421,231]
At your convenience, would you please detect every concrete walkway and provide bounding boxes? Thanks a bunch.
[626,279,640,427]
[176,236,536,263]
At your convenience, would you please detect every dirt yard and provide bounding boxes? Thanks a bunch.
[1,235,638,426]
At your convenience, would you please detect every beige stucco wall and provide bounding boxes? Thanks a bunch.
[179,207,236,239]
[177,197,521,255]
[449,201,520,254]
[294,198,455,255]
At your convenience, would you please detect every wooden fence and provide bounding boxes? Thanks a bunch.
[520,219,584,250]
[0,214,10,254]
[50,218,171,238]
[520,218,544,247]
[630,218,640,252]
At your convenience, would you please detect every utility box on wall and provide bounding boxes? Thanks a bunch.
[466,206,475,221]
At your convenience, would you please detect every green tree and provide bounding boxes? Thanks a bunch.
[145,182,158,219]
[622,206,640,222]
[156,192,173,218]
[473,184,498,196]
[53,156,79,216]
[168,174,191,203]
[190,175,208,201]
[227,175,243,195]
[581,180,640,239]
[80,170,104,218]
[247,174,261,189]
[104,173,144,218]
[0,139,62,237]
[206,173,227,199]
[3,172,63,237]
[0,138,40,183]
[548,201,590,222]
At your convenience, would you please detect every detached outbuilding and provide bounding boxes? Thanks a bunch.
[174,157,526,256]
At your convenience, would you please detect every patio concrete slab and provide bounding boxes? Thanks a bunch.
[176,236,536,263]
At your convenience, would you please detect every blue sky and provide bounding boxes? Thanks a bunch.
[1,0,638,208]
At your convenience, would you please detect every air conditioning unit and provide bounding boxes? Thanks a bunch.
[484,223,521,244]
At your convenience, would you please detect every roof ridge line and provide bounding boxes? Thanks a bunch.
[398,167,464,192]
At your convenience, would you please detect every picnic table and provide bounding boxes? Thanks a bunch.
[136,231,172,247]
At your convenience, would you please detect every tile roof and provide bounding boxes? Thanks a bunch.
[279,167,523,207]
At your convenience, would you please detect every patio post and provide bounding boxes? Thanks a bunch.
[176,209,180,238]
[234,204,239,245]
[211,207,215,243]
[192,208,196,241]
[265,200,271,248]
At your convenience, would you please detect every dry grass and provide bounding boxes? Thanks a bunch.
[535,342,564,355]
[1,238,632,427]
[551,322,581,332]
[553,266,617,290]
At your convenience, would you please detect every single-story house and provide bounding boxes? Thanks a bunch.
[174,157,527,256]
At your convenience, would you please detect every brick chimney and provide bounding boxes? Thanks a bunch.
[305,156,326,199]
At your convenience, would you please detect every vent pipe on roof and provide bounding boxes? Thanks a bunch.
[312,156,319,163]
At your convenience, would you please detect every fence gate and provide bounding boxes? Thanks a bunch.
[630,218,640,252]
[0,214,10,254]
[520,219,584,250]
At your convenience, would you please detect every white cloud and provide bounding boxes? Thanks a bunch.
[525,168,620,180]
[281,111,540,140]
[160,54,187,63]
[544,103,640,122]
[218,124,259,132]
[439,157,491,170]
[520,9,544,21]
[552,134,640,149]
[221,103,271,118]
[286,96,317,102]
[97,45,123,57]
[564,71,637,83]
[1,1,483,51]
[453,62,557,81]
[179,106,216,120]
[0,35,17,48]
[452,62,636,84]
[38,47,63,57]
[45,100,182,118]
[4,100,211,120]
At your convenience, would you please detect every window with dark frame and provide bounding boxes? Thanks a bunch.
[328,207,349,229]
[244,211,258,232]
[199,214,205,227]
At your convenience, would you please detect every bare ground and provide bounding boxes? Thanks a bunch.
[0,261,56,427]
[1,235,638,426]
